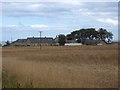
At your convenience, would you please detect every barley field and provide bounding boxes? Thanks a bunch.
[2,45,118,88]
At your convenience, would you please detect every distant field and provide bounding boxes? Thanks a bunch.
[2,45,118,88]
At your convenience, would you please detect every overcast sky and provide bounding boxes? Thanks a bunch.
[1,1,118,41]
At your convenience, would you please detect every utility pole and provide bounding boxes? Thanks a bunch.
[11,36,12,43]
[39,31,42,50]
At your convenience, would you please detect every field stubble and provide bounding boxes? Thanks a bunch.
[2,45,118,88]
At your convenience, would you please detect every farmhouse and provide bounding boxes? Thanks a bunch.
[12,37,56,46]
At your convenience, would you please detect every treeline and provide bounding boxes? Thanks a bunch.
[58,28,113,45]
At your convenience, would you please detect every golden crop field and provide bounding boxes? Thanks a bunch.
[2,45,118,88]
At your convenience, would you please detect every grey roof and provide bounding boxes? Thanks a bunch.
[82,39,101,45]
[16,39,27,42]
[13,37,55,44]
[27,37,54,43]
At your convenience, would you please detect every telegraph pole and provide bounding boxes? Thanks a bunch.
[11,36,12,43]
[39,31,42,50]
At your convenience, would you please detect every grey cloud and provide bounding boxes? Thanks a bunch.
[2,2,117,19]
[2,2,73,17]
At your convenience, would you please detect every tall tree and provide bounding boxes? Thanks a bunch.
[66,28,113,44]
[70,28,98,41]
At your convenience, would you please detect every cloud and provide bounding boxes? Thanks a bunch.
[2,0,119,2]
[77,2,117,17]
[97,18,118,26]
[55,0,82,5]
[31,24,48,29]
[2,2,117,19]
[2,2,74,17]
[2,1,118,41]
[2,24,48,31]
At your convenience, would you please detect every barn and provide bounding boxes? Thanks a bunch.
[11,37,56,46]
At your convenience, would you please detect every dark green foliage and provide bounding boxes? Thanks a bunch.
[58,34,66,46]
[66,34,74,40]
[66,28,113,44]
[76,38,81,43]
[98,28,113,43]
[6,41,10,46]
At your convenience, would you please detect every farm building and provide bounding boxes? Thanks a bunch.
[81,39,100,45]
[55,35,106,46]
[11,37,56,46]
[11,36,108,46]
[81,38,106,45]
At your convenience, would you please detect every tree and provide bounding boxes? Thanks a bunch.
[58,34,66,46]
[86,28,99,39]
[69,28,99,42]
[66,34,75,40]
[98,28,107,41]
[66,28,113,44]
[106,31,113,43]
[98,28,113,43]
[6,41,10,46]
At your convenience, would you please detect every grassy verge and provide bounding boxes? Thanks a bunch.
[2,70,18,88]
[2,70,34,88]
